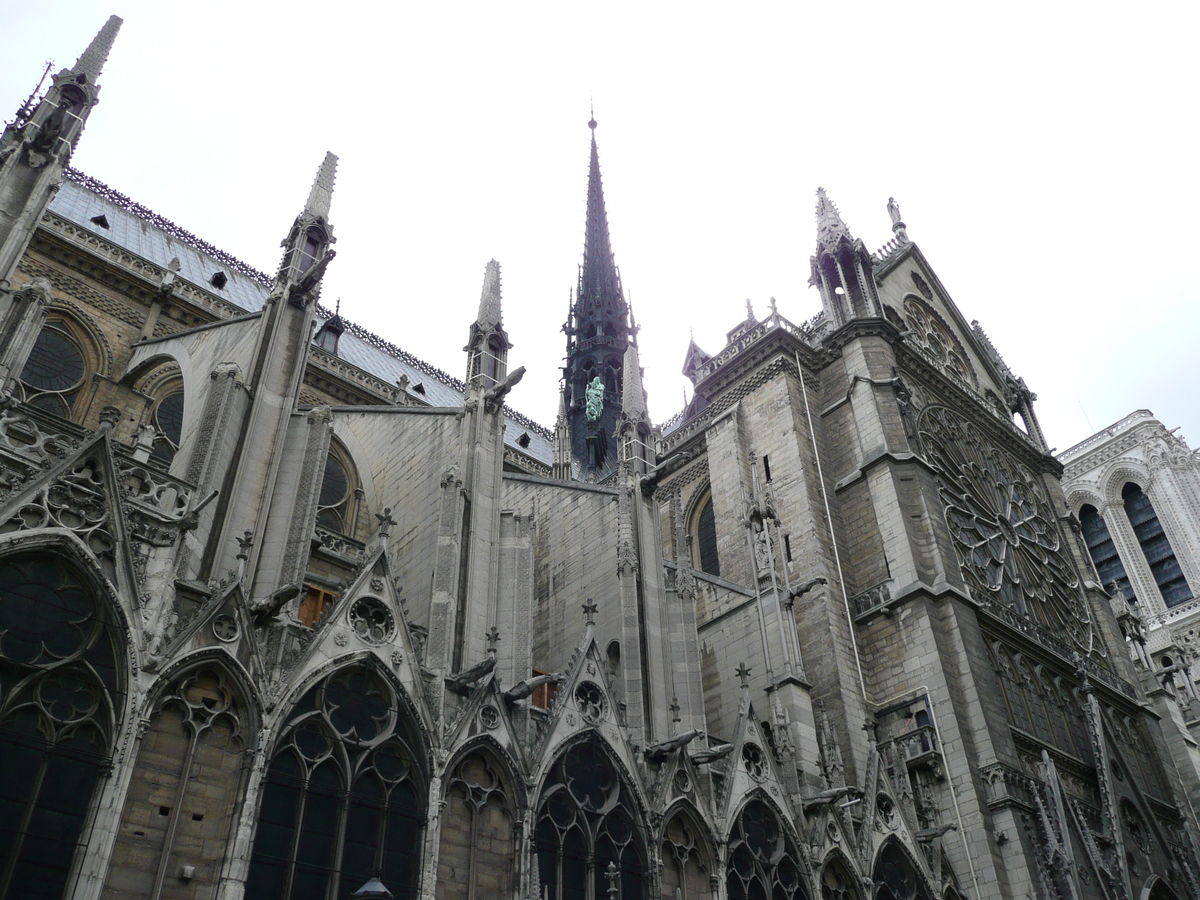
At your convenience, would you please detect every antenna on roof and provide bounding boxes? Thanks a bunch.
[12,60,53,127]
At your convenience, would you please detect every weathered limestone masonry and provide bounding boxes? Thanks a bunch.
[1,18,1199,900]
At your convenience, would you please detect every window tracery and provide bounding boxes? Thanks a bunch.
[917,405,1089,650]
[106,666,246,898]
[535,741,647,900]
[0,552,122,899]
[901,298,975,390]
[725,799,810,900]
[149,389,185,467]
[660,812,712,899]
[436,751,515,899]
[246,667,425,900]
[315,442,359,538]
[17,319,89,420]
[872,842,933,900]
[820,856,862,900]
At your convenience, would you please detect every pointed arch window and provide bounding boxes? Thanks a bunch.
[0,552,123,899]
[149,389,185,466]
[105,668,246,898]
[246,667,425,900]
[316,443,360,538]
[660,812,712,899]
[18,320,88,420]
[819,856,863,900]
[534,741,647,900]
[1079,504,1133,602]
[692,493,720,578]
[436,751,515,899]
[1122,483,1193,608]
[725,799,810,900]
[872,842,933,900]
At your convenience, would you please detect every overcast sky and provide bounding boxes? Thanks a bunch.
[5,2,1198,454]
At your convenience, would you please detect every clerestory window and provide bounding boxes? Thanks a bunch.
[18,320,88,420]
[149,389,185,466]
[1079,504,1133,602]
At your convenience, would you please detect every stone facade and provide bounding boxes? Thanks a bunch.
[0,18,1198,900]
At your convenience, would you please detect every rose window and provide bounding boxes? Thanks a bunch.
[574,681,606,724]
[917,405,1089,649]
[742,742,767,782]
[349,597,394,644]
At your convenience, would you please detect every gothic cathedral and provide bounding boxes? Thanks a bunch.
[0,17,1197,900]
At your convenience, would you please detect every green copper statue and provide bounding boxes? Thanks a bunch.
[585,375,604,421]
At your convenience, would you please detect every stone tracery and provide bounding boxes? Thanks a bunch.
[918,405,1089,649]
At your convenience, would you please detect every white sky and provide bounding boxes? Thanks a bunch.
[5,2,1199,454]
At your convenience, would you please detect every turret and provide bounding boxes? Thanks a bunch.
[563,116,633,481]
[807,188,882,327]
[465,259,510,391]
[0,16,122,290]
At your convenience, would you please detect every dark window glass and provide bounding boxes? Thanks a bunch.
[246,668,423,900]
[697,496,720,577]
[726,800,809,900]
[299,232,322,274]
[873,842,933,900]
[1123,484,1193,607]
[535,742,645,900]
[1080,505,1133,601]
[0,553,119,900]
[19,324,86,419]
[316,454,351,534]
[150,391,185,466]
[19,326,85,393]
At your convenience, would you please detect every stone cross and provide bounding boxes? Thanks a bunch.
[582,599,598,626]
[375,507,397,539]
[736,663,752,690]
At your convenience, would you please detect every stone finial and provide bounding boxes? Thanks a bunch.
[582,599,598,626]
[476,259,503,330]
[72,15,123,82]
[736,663,752,689]
[375,507,397,539]
[305,151,338,219]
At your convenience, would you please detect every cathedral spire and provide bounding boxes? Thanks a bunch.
[72,15,123,82]
[564,116,634,481]
[578,116,625,320]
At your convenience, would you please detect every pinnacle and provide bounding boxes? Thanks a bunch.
[815,187,853,250]
[621,342,646,420]
[476,259,502,329]
[305,151,338,219]
[72,15,123,82]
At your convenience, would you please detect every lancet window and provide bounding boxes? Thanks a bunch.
[819,856,862,900]
[1079,505,1133,602]
[0,552,123,900]
[534,740,648,900]
[245,667,426,900]
[1122,483,1193,608]
[105,667,246,899]
[693,493,720,578]
[17,319,90,420]
[316,442,359,538]
[436,751,515,900]
[660,811,712,899]
[725,799,810,900]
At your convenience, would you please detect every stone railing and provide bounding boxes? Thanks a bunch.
[690,312,814,385]
[314,526,366,563]
[849,582,892,619]
[893,725,940,768]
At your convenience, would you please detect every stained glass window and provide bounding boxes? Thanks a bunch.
[535,742,646,900]
[696,496,720,578]
[246,668,424,900]
[0,553,121,900]
[150,390,185,466]
[725,800,809,900]
[316,453,350,533]
[18,323,86,419]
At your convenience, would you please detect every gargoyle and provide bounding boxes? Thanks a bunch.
[287,249,336,305]
[688,742,734,764]
[503,671,562,703]
[446,656,496,693]
[789,577,828,602]
[484,365,526,413]
[644,729,701,762]
[250,583,301,626]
